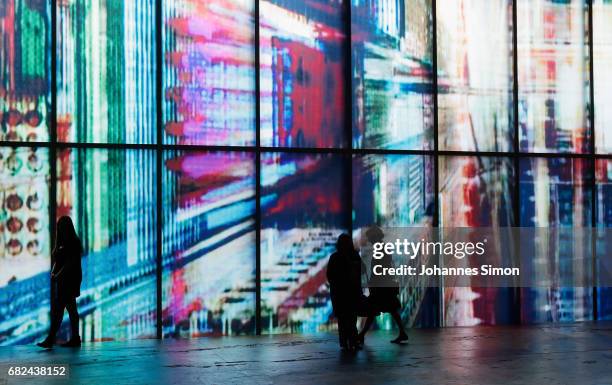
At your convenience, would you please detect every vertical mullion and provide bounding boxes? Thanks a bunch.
[432,0,439,228]
[588,0,597,321]
[255,0,262,336]
[345,1,353,234]
[155,0,163,339]
[50,0,58,318]
[512,0,522,325]
[513,0,520,155]
[431,0,441,327]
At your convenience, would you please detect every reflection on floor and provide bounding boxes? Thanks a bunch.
[1,322,612,384]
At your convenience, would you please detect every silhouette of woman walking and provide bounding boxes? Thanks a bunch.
[358,226,408,344]
[37,216,83,348]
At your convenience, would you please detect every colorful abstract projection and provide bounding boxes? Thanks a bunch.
[0,0,611,346]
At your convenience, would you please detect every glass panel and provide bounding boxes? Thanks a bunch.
[437,0,513,152]
[440,156,515,227]
[261,153,348,333]
[259,1,347,148]
[440,156,516,326]
[0,147,50,345]
[353,154,435,328]
[596,159,612,319]
[57,1,156,143]
[352,0,434,150]
[519,157,592,323]
[163,0,256,146]
[597,159,612,227]
[162,151,256,337]
[594,0,612,154]
[353,154,434,228]
[57,148,157,341]
[0,1,50,142]
[517,0,590,153]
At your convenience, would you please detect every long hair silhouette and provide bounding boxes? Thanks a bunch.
[54,216,83,255]
[336,233,354,255]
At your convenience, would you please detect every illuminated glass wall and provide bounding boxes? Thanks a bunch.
[594,0,612,154]
[519,158,593,323]
[0,147,50,345]
[259,1,347,148]
[162,151,256,337]
[352,0,434,150]
[162,0,256,146]
[0,0,611,345]
[57,0,157,143]
[440,156,515,326]
[437,0,514,152]
[57,148,157,341]
[261,153,348,333]
[353,154,435,328]
[0,1,50,142]
[596,159,611,319]
[517,0,590,153]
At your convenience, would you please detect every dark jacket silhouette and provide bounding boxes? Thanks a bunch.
[53,242,83,299]
[37,216,83,348]
[327,234,362,349]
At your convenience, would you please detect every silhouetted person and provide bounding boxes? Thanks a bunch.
[358,226,408,344]
[327,233,362,351]
[37,216,83,348]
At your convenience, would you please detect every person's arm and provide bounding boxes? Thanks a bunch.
[327,254,338,285]
[51,247,70,279]
[53,264,67,279]
[50,246,62,278]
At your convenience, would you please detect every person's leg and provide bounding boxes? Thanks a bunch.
[337,315,347,348]
[357,315,375,344]
[38,297,66,347]
[347,313,358,350]
[65,298,80,340]
[49,297,67,339]
[390,310,408,343]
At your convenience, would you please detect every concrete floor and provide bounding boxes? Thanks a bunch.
[1,322,612,385]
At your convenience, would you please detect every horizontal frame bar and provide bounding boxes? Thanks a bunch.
[2,140,611,160]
